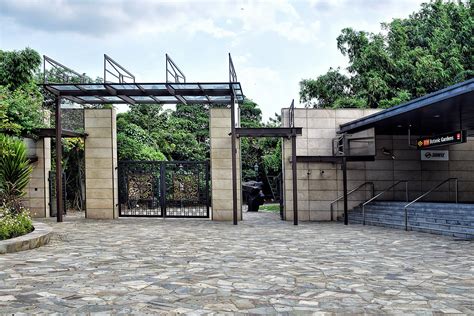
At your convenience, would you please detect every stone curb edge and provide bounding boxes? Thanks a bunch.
[0,222,53,254]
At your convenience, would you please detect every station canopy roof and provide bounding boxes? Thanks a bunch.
[339,79,474,136]
[43,82,244,105]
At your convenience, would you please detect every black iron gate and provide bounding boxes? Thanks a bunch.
[118,161,210,218]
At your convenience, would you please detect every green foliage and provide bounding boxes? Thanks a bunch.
[0,206,33,240]
[0,135,32,208]
[117,117,166,161]
[300,0,473,109]
[0,83,45,135]
[0,48,41,90]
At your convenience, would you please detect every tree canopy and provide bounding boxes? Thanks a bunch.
[300,0,473,109]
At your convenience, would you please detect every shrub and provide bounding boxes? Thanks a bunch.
[0,205,33,240]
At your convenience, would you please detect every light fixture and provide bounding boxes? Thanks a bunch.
[433,114,440,118]
[397,124,403,128]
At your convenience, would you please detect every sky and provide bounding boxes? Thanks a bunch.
[0,0,426,121]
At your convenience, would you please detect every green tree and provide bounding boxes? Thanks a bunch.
[300,0,473,109]
[0,48,41,90]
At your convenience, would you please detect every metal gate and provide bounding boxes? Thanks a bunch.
[118,161,210,218]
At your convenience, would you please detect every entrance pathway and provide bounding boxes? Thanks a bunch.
[0,211,473,314]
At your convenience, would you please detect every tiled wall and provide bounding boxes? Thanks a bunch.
[209,108,242,221]
[23,138,51,218]
[84,109,118,219]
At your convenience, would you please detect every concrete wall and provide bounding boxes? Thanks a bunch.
[209,108,242,221]
[23,138,51,218]
[84,109,118,219]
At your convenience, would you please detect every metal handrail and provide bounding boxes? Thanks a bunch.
[330,181,374,221]
[362,180,408,225]
[403,177,458,231]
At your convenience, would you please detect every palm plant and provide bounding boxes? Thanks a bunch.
[0,134,32,212]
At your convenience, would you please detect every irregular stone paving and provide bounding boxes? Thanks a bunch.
[0,211,473,314]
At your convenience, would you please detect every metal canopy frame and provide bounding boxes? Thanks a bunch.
[43,53,246,223]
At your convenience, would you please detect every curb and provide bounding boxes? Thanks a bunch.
[0,222,53,254]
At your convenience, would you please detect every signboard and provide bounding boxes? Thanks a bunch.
[421,150,449,161]
[417,130,467,149]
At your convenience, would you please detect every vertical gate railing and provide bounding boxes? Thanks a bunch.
[118,161,210,218]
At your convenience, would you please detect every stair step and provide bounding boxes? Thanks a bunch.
[348,215,474,233]
[346,218,474,239]
[348,214,474,227]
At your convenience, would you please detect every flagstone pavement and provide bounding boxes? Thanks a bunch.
[0,211,473,314]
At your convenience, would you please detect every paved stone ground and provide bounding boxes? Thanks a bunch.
[0,211,473,314]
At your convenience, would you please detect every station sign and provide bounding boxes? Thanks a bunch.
[421,150,449,161]
[417,130,466,149]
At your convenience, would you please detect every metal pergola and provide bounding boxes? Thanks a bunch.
[42,53,301,224]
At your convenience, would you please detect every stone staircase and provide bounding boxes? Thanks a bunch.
[340,201,474,239]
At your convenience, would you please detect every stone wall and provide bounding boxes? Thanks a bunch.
[84,109,118,219]
[23,138,51,218]
[209,108,242,221]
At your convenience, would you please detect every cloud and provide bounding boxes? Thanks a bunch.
[0,0,322,43]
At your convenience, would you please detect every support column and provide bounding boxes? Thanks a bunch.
[84,108,118,219]
[291,131,298,225]
[342,156,348,225]
[210,108,241,221]
[55,97,63,222]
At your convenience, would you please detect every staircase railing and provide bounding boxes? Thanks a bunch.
[330,181,374,221]
[403,177,458,231]
[362,180,408,225]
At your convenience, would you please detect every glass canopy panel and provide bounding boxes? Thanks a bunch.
[200,84,229,90]
[50,85,80,91]
[170,84,200,90]
[110,84,139,90]
[209,96,231,101]
[79,96,101,102]
[184,96,208,102]
[140,84,167,90]
[155,96,178,102]
[81,85,106,90]
[131,96,154,102]
[103,96,122,102]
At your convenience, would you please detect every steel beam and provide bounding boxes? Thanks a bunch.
[235,127,302,138]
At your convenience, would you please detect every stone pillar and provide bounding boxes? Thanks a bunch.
[210,108,241,221]
[84,109,118,219]
[24,138,51,218]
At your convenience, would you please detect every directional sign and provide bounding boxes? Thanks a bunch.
[417,130,467,149]
[421,150,449,161]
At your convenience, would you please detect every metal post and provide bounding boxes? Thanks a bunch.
[455,178,458,203]
[342,156,348,225]
[362,205,365,225]
[330,204,333,221]
[291,131,298,225]
[230,94,238,225]
[205,161,210,218]
[405,181,408,202]
[404,207,408,231]
[160,163,166,218]
[55,97,63,223]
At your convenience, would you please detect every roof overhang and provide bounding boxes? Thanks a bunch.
[43,82,244,105]
[339,79,474,135]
